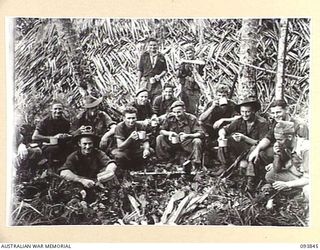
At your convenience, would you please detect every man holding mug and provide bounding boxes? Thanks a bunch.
[199,84,238,145]
[111,106,152,171]
[264,121,309,201]
[156,100,204,170]
[32,101,73,170]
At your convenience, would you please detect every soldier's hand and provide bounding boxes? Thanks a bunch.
[168,132,178,140]
[248,147,259,164]
[143,148,151,159]
[211,99,219,108]
[179,132,188,142]
[265,164,273,172]
[272,181,290,191]
[273,142,281,154]
[129,131,139,140]
[232,132,243,142]
[154,75,160,81]
[79,178,95,188]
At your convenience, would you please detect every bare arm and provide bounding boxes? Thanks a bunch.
[99,124,116,148]
[32,130,51,142]
[60,169,95,188]
[255,137,271,152]
[242,135,258,146]
[116,130,139,150]
[199,102,216,123]
[248,137,272,163]
[160,129,176,137]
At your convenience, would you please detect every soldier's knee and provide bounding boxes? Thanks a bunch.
[193,138,202,145]
[156,135,165,144]
[265,171,274,183]
[302,185,309,201]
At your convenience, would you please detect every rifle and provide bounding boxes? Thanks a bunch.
[220,149,250,178]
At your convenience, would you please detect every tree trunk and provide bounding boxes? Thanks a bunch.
[52,18,89,92]
[198,19,204,46]
[275,18,289,100]
[237,19,259,101]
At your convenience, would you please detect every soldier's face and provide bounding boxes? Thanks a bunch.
[240,105,254,121]
[148,41,158,54]
[124,113,137,128]
[163,87,173,100]
[51,104,63,119]
[172,106,185,121]
[186,50,195,60]
[79,137,94,155]
[136,91,149,105]
[216,92,228,99]
[276,134,294,148]
[271,106,287,122]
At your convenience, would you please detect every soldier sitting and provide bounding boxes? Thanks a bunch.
[111,106,152,171]
[31,101,73,170]
[156,100,204,170]
[217,97,268,189]
[59,127,118,189]
[265,121,309,201]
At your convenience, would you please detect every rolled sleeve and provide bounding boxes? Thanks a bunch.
[97,150,116,171]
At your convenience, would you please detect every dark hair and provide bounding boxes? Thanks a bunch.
[122,106,138,116]
[270,100,287,109]
[148,37,158,43]
[216,85,230,94]
[163,83,175,90]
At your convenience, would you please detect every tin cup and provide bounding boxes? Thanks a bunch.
[219,97,228,106]
[151,119,158,127]
[138,131,146,140]
[50,137,58,145]
[218,138,228,147]
[171,135,180,144]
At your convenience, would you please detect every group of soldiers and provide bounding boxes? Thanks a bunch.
[15,37,310,202]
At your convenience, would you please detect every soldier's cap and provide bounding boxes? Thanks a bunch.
[82,95,103,109]
[274,121,295,139]
[135,88,149,97]
[235,96,261,113]
[170,100,185,110]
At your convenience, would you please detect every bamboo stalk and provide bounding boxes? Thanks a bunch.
[275,18,289,100]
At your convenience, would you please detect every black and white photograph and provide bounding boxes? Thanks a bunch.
[9,17,310,226]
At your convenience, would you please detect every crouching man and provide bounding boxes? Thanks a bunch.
[156,100,204,169]
[59,127,117,188]
[265,121,309,201]
[111,106,152,171]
